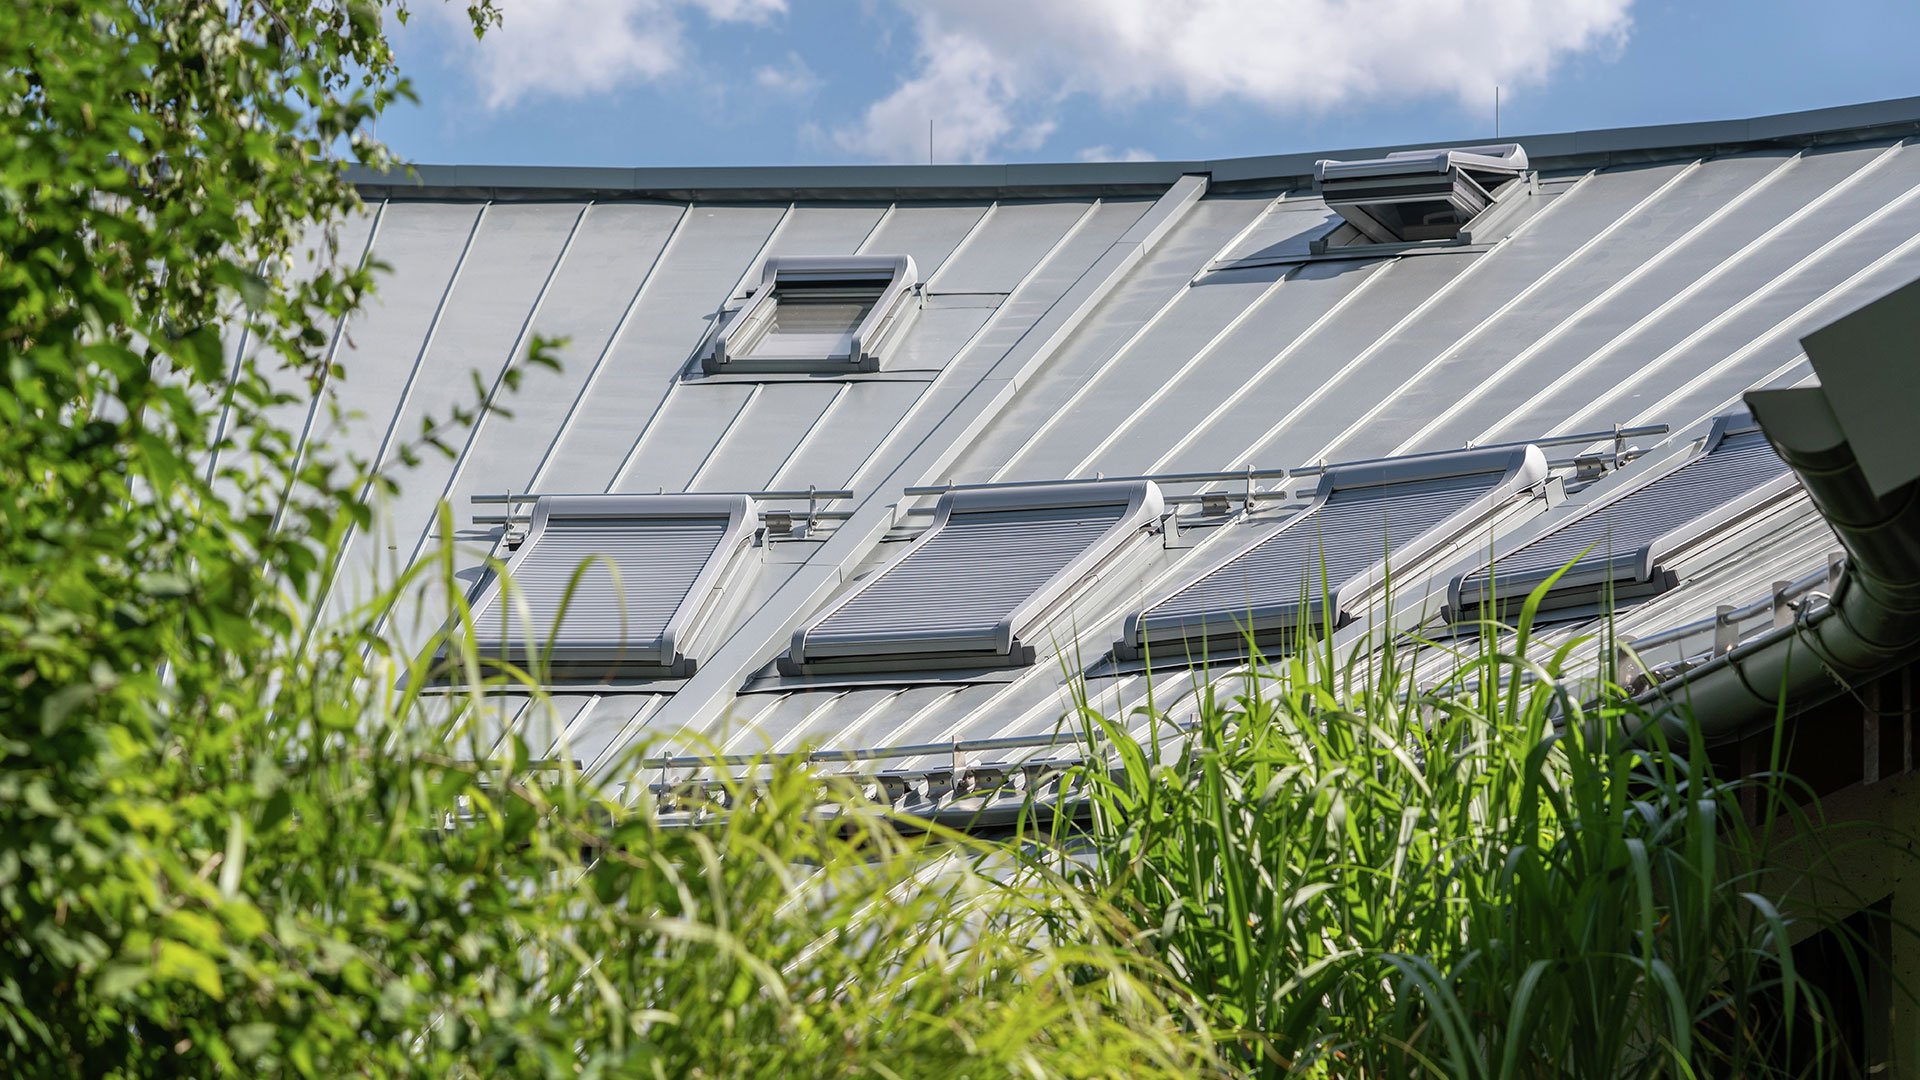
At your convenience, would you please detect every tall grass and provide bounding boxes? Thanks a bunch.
[1041,603,1864,1076]
[335,517,1876,1076]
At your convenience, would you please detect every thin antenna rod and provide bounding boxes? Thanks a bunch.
[1495,86,1501,138]
[928,118,934,164]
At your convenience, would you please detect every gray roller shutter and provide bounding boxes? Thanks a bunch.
[469,494,756,677]
[1450,415,1796,619]
[1124,446,1547,659]
[786,481,1164,673]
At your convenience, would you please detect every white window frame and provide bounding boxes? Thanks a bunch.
[705,255,921,375]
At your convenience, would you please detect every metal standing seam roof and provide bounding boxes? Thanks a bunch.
[265,97,1920,787]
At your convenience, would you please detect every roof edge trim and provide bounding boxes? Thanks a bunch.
[351,97,1920,201]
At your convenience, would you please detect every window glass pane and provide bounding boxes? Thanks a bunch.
[746,282,883,357]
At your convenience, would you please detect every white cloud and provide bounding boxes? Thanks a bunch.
[833,31,1055,163]
[1077,146,1158,162]
[422,0,786,110]
[837,0,1633,162]
[754,51,823,97]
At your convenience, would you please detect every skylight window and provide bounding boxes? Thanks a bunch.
[705,255,920,375]
[1314,143,1530,246]
[469,494,758,679]
[1119,446,1548,662]
[1448,415,1797,622]
[782,481,1164,674]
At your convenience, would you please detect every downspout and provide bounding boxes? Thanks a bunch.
[1638,383,1920,741]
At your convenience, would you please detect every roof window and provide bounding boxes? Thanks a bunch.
[469,494,758,679]
[705,255,920,375]
[1120,446,1548,661]
[1314,143,1530,248]
[1448,415,1797,622]
[783,481,1164,674]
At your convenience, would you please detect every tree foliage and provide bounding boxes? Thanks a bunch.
[0,2,1207,1076]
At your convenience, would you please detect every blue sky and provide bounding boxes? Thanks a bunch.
[379,0,1920,168]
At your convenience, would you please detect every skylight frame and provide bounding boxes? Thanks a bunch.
[783,480,1165,674]
[1119,445,1549,661]
[705,255,921,375]
[1313,142,1532,249]
[468,493,758,679]
[1447,415,1799,621]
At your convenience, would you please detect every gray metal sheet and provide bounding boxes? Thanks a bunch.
[441,202,686,534]
[533,204,786,492]
[308,201,481,469]
[569,695,668,773]
[1474,141,1912,440]
[1099,258,1386,477]
[1285,154,1797,465]
[770,381,931,489]
[926,199,1100,294]
[1211,193,1338,265]
[955,192,1273,483]
[335,203,581,609]
[763,203,890,261]
[1159,255,1461,475]
[1331,159,1703,455]
[690,382,843,491]
[807,502,1130,649]
[857,203,991,274]
[1509,169,1920,442]
[612,384,756,492]
[1461,431,1787,593]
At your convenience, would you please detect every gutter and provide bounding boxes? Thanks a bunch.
[1637,382,1920,741]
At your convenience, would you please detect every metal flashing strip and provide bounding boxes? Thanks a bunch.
[1121,446,1549,660]
[784,481,1165,674]
[1449,414,1797,621]
[705,255,921,375]
[349,95,1920,202]
[468,494,758,678]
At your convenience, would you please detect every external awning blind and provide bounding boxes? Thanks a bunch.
[469,494,756,678]
[784,481,1164,673]
[1449,416,1796,620]
[1122,446,1546,660]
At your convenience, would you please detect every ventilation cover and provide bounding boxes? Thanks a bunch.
[705,255,920,375]
[469,494,757,678]
[1449,415,1798,621]
[1315,143,1529,245]
[783,481,1164,674]
[1120,445,1547,661]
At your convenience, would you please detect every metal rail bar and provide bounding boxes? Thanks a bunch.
[472,487,856,504]
[901,423,1669,498]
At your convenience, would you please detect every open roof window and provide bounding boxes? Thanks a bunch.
[705,255,920,375]
[468,494,757,679]
[1314,143,1531,249]
[782,481,1164,675]
[1119,446,1548,662]
[1448,415,1798,622]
